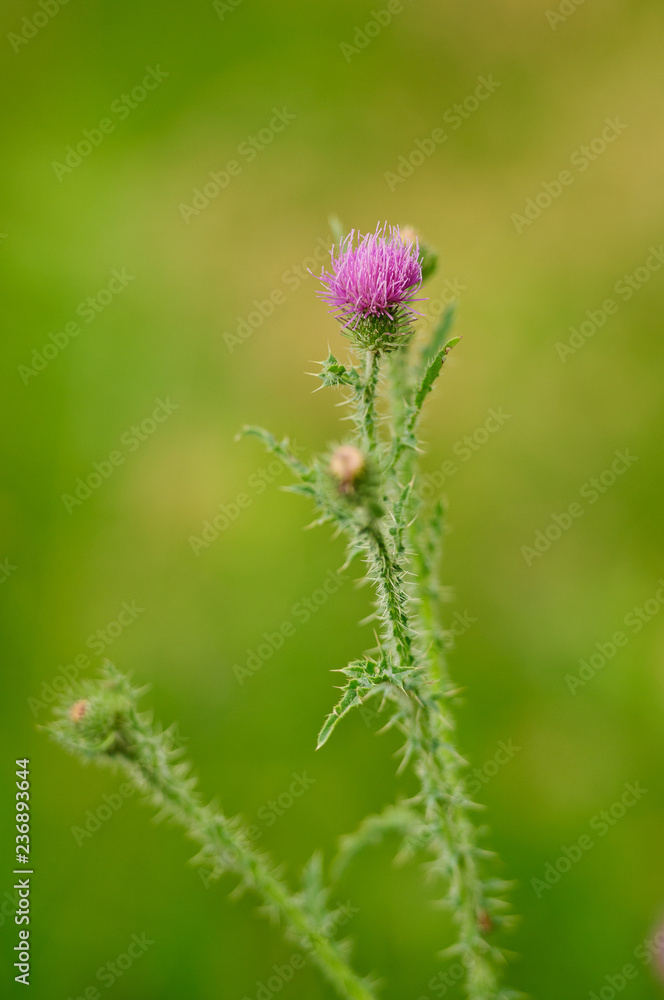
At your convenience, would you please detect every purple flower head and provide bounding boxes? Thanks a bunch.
[317,224,424,348]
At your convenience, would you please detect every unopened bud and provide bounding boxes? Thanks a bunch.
[400,225,437,281]
[399,225,418,246]
[69,699,88,723]
[330,445,365,491]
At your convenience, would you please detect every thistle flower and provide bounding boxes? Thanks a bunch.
[317,223,424,349]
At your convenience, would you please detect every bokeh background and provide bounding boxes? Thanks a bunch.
[2,1,664,997]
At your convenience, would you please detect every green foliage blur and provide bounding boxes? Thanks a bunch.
[2,1,664,997]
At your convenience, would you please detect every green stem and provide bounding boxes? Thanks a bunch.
[410,505,450,690]
[410,701,503,999]
[360,350,379,450]
[349,350,507,996]
[408,517,504,996]
[51,673,376,1000]
[365,520,414,667]
[387,348,409,444]
[125,710,376,1000]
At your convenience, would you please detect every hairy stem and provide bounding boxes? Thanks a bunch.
[364,521,414,667]
[410,503,450,689]
[49,669,376,1000]
[368,526,505,998]
[243,287,513,998]
[133,732,374,998]
[411,701,504,996]
[337,331,510,998]
[360,350,380,450]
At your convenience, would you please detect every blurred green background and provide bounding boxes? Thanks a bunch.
[2,1,664,997]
